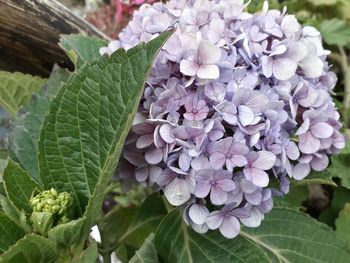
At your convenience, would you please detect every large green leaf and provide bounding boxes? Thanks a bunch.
[3,160,41,213]
[100,194,167,256]
[336,203,350,246]
[0,213,25,253]
[155,207,350,263]
[8,67,70,181]
[0,234,56,263]
[320,19,350,46]
[59,35,108,69]
[129,233,158,263]
[0,71,45,117]
[38,31,173,224]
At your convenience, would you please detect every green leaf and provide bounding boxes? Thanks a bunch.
[319,186,350,227]
[328,141,350,189]
[129,233,158,263]
[59,35,108,69]
[101,194,167,256]
[8,67,70,181]
[3,160,41,213]
[0,234,56,263]
[155,207,350,263]
[0,213,25,253]
[293,169,336,186]
[47,217,85,249]
[308,0,339,5]
[336,203,350,246]
[0,195,31,234]
[0,71,45,117]
[0,195,21,223]
[37,31,173,223]
[320,19,350,46]
[274,185,308,209]
[75,241,98,263]
[0,159,7,178]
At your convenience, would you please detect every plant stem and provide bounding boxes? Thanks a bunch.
[102,251,112,263]
[338,46,350,127]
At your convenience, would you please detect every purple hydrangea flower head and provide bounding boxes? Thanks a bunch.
[101,0,345,238]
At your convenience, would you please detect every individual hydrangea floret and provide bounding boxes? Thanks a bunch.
[101,0,345,238]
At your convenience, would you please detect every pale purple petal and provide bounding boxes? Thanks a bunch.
[180,59,198,76]
[197,40,221,64]
[230,155,248,167]
[238,105,255,126]
[194,180,211,198]
[311,123,333,139]
[298,132,320,154]
[252,151,276,170]
[160,124,175,143]
[210,152,227,169]
[273,58,297,81]
[217,179,236,192]
[219,216,240,239]
[145,148,163,164]
[189,204,209,225]
[210,187,228,205]
[310,154,329,171]
[292,163,311,180]
[206,211,223,230]
[244,168,270,187]
[245,191,263,205]
[164,177,191,206]
[240,179,258,194]
[136,134,154,149]
[197,64,220,79]
[240,207,263,227]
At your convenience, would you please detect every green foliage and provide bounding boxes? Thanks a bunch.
[328,141,350,189]
[0,234,57,263]
[129,233,158,263]
[37,31,173,235]
[319,186,350,227]
[3,160,41,214]
[294,169,336,186]
[0,213,25,253]
[75,241,98,263]
[0,71,46,117]
[308,0,339,5]
[8,67,70,181]
[100,194,167,259]
[59,34,108,69]
[320,19,350,46]
[336,203,350,246]
[155,207,350,263]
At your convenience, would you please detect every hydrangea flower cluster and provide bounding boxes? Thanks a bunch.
[100,0,345,238]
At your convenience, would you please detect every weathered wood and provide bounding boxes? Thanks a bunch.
[0,0,109,76]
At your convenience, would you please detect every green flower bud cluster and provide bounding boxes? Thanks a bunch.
[30,188,72,215]
[29,188,73,236]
